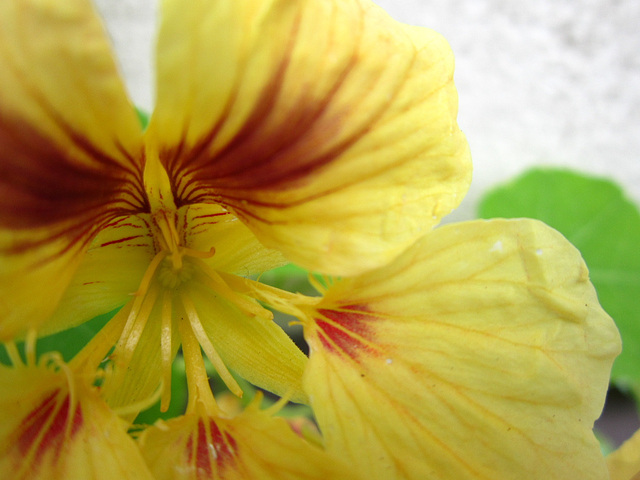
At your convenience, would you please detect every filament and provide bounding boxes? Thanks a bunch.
[178,313,219,415]
[180,293,243,398]
[160,290,173,412]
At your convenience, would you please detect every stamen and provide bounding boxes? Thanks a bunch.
[129,249,167,304]
[3,341,24,367]
[181,246,216,259]
[69,307,129,375]
[154,210,183,270]
[219,272,317,319]
[194,260,273,321]
[178,312,219,416]
[41,351,78,439]
[113,381,164,418]
[180,293,244,399]
[160,290,173,412]
[25,328,37,366]
[308,273,329,295]
[262,389,295,417]
[114,286,159,373]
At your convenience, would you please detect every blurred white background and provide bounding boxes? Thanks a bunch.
[94,0,640,219]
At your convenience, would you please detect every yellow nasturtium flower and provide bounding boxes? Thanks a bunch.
[0,340,154,480]
[0,0,621,479]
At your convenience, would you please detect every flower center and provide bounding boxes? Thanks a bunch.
[143,156,212,290]
[102,154,245,413]
[158,256,195,289]
[151,208,190,288]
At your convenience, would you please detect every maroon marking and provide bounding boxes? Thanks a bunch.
[340,303,372,312]
[315,319,374,359]
[99,235,145,248]
[191,212,230,220]
[16,390,83,469]
[194,420,213,478]
[317,308,376,339]
[0,113,145,230]
[0,109,148,265]
[186,419,237,478]
[209,420,236,470]
[38,396,82,462]
[313,304,382,359]
[101,218,145,230]
[157,8,382,211]
[17,392,58,455]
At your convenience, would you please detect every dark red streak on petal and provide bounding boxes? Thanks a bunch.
[340,303,372,312]
[209,421,237,470]
[17,392,57,455]
[314,303,380,359]
[101,218,146,231]
[317,307,376,339]
[0,113,150,265]
[160,7,380,210]
[315,305,381,360]
[16,390,83,469]
[0,113,146,231]
[191,212,231,221]
[99,235,145,248]
[316,319,377,359]
[193,420,213,478]
[187,418,237,479]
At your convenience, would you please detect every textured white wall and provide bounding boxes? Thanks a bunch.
[94,0,640,220]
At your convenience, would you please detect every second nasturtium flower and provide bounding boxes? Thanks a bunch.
[0,0,621,479]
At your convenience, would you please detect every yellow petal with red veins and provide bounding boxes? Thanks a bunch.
[44,214,155,335]
[147,0,471,276]
[0,357,154,480]
[180,203,287,275]
[137,399,360,480]
[608,428,640,480]
[301,219,620,480]
[0,0,145,338]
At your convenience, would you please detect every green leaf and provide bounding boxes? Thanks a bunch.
[478,168,640,398]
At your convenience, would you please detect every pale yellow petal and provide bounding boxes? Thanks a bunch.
[189,279,308,404]
[137,400,359,480]
[100,301,180,414]
[0,0,145,338]
[302,219,620,479]
[148,0,470,276]
[0,245,84,340]
[181,203,286,275]
[608,428,640,480]
[0,359,154,480]
[43,214,154,335]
